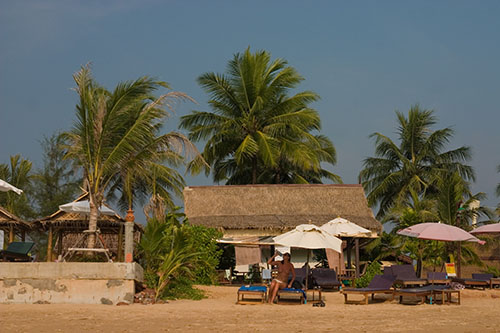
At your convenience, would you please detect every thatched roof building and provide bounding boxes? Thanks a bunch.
[0,206,31,244]
[32,193,142,261]
[184,184,382,237]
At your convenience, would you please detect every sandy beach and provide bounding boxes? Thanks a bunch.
[1,285,500,332]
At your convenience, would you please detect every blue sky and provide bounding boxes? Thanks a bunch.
[1,1,499,220]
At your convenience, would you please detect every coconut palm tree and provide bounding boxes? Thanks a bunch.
[63,65,199,248]
[359,105,474,218]
[180,48,340,184]
[434,171,492,276]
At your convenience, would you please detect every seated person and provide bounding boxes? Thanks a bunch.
[267,251,295,304]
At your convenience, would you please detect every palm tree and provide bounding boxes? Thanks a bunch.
[0,155,35,219]
[180,48,340,184]
[434,171,492,277]
[359,105,474,218]
[63,65,199,248]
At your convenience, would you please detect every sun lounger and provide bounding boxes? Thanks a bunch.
[237,285,267,304]
[393,285,461,305]
[289,266,307,289]
[277,288,306,304]
[385,264,427,287]
[312,268,342,291]
[0,241,34,262]
[342,274,396,305]
[427,272,449,285]
[453,273,493,289]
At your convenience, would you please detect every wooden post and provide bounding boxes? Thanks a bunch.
[124,210,135,263]
[21,230,26,242]
[9,224,14,244]
[47,225,53,262]
[57,230,63,257]
[355,238,360,278]
[117,224,124,262]
[346,239,352,269]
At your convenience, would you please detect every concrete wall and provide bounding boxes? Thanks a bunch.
[0,262,143,304]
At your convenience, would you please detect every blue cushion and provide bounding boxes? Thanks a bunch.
[239,285,267,292]
[281,288,306,299]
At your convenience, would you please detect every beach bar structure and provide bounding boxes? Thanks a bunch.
[31,193,142,262]
[0,206,31,248]
[184,184,382,276]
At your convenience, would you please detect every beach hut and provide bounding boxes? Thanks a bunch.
[184,184,382,271]
[31,193,143,262]
[0,206,31,248]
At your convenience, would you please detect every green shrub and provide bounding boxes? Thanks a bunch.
[354,261,382,288]
[161,276,205,300]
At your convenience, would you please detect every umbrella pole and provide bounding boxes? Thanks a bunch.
[306,250,310,290]
[457,241,462,278]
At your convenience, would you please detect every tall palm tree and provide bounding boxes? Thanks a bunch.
[180,48,340,184]
[434,171,492,276]
[0,155,35,219]
[359,105,474,218]
[63,65,200,248]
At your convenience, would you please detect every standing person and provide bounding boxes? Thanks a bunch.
[268,252,295,304]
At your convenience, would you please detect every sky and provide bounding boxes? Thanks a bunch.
[0,0,499,222]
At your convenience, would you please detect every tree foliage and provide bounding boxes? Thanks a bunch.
[0,155,35,219]
[63,65,201,247]
[180,48,340,184]
[359,105,474,218]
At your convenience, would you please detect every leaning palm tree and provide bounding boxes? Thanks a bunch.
[63,65,200,248]
[180,48,340,184]
[359,105,474,218]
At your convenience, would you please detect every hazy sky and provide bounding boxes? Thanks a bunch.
[1,1,499,220]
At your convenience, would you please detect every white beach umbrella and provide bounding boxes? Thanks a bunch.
[273,224,342,289]
[273,224,342,252]
[321,217,372,238]
[0,179,23,195]
[59,200,116,216]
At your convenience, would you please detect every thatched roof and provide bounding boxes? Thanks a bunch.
[32,193,143,233]
[0,206,31,233]
[184,184,382,234]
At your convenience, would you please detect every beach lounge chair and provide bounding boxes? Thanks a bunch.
[427,272,449,285]
[342,274,396,305]
[393,284,461,305]
[385,264,427,287]
[453,273,493,289]
[312,268,342,291]
[237,285,267,304]
[287,266,307,289]
[0,241,34,262]
[277,288,306,304]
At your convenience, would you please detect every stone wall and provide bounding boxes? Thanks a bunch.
[0,262,143,304]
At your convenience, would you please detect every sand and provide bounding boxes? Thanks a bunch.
[1,286,500,332]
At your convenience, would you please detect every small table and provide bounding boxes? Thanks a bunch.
[490,278,500,289]
[307,288,322,304]
[433,289,461,305]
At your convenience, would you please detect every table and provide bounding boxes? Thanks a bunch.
[307,288,322,304]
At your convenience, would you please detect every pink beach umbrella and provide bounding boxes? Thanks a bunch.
[470,223,500,234]
[397,222,484,244]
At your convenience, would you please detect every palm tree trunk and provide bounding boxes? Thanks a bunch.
[87,194,99,248]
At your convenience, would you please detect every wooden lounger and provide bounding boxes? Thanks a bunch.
[342,275,396,305]
[237,286,267,304]
[277,288,305,305]
[393,289,431,305]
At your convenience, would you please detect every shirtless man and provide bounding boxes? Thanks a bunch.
[267,252,295,304]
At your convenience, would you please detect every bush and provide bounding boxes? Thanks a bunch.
[137,210,222,300]
[354,261,382,288]
[161,276,205,300]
